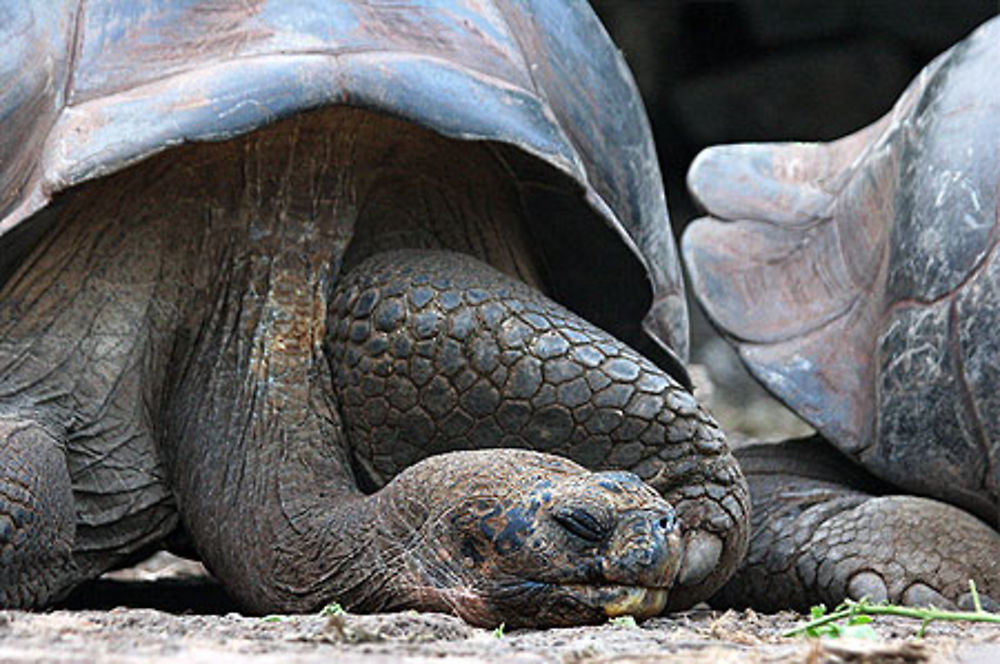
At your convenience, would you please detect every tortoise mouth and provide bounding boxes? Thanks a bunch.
[555,583,669,619]
[487,579,670,627]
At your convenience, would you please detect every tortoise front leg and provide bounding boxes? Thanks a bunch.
[714,438,1000,612]
[0,417,78,607]
[328,249,749,610]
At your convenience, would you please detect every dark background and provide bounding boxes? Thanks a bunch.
[592,0,996,229]
[589,1,998,430]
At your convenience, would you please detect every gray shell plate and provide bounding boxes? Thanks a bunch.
[0,0,688,369]
[683,16,1000,521]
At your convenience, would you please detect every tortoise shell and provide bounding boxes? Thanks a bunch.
[0,0,688,376]
[682,16,1000,522]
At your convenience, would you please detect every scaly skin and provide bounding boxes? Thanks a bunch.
[0,419,76,607]
[0,107,747,625]
[329,250,747,611]
[713,438,1000,613]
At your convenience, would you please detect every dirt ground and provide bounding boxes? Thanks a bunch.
[0,553,991,664]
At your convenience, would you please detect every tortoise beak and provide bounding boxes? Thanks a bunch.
[602,586,669,618]
[599,507,682,618]
[604,508,682,581]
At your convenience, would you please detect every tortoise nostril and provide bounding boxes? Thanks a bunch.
[657,514,675,532]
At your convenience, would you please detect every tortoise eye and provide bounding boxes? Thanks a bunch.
[553,507,607,543]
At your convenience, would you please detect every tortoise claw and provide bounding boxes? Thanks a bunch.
[676,531,722,588]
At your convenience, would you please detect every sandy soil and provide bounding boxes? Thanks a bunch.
[9,591,1000,663]
[0,553,987,664]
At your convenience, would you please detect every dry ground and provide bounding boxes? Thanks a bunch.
[6,593,1000,664]
[0,553,995,664]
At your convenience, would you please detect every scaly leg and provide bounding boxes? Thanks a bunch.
[0,417,78,608]
[714,438,1000,612]
[327,249,748,610]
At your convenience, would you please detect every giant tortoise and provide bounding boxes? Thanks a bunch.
[683,16,1000,612]
[0,0,748,627]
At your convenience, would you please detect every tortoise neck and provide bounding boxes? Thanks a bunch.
[156,106,540,597]
[160,113,367,610]
[155,105,527,611]
[0,103,543,610]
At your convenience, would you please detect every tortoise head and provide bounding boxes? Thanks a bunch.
[389,449,681,628]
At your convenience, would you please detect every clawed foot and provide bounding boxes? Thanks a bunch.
[0,418,78,607]
[714,439,1000,613]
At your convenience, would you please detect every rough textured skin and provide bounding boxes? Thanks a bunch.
[329,251,747,611]
[713,440,1000,613]
[0,420,77,608]
[331,251,718,486]
[682,17,1000,611]
[0,102,747,627]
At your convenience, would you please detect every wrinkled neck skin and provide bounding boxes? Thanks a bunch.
[149,107,538,612]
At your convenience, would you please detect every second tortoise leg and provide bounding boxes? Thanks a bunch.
[713,438,1000,612]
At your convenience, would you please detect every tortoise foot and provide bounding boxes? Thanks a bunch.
[806,495,1000,609]
[0,417,79,608]
[714,438,1000,612]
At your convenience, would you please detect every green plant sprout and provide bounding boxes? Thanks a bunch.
[320,603,346,617]
[784,580,1000,639]
[609,615,638,628]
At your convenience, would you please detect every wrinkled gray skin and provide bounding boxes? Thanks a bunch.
[0,107,747,628]
[683,16,1000,613]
